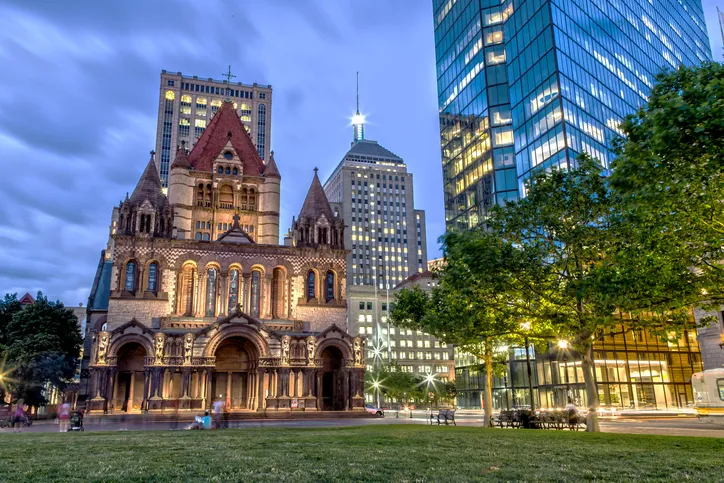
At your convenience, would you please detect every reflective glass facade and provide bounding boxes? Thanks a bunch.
[434,0,711,230]
[455,326,703,410]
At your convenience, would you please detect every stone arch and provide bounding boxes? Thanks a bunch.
[202,322,270,358]
[120,258,139,292]
[142,259,162,292]
[271,266,287,319]
[315,338,352,363]
[108,333,154,359]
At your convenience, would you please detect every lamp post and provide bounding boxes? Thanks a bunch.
[372,381,381,409]
[520,322,535,411]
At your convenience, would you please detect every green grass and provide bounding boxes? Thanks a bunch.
[0,425,722,482]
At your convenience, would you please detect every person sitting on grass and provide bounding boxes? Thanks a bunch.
[187,411,212,430]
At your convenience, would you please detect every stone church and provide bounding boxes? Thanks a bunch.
[83,100,366,415]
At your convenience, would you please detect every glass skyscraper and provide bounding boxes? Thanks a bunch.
[434,0,711,232]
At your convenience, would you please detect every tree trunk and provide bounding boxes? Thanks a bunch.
[580,341,600,432]
[483,341,493,428]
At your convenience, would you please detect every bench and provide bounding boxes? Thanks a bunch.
[493,410,520,428]
[429,409,456,426]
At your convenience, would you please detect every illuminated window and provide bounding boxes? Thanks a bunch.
[205,268,217,317]
[306,271,316,300]
[228,269,239,312]
[147,262,158,292]
[250,270,261,317]
[165,90,175,100]
[124,261,136,292]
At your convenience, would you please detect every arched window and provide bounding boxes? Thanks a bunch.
[250,270,261,317]
[225,167,231,175]
[306,271,316,301]
[203,233,210,241]
[248,188,256,211]
[217,166,224,174]
[272,268,284,319]
[179,264,195,316]
[232,167,238,175]
[219,185,233,209]
[228,269,240,312]
[124,261,136,292]
[241,187,249,210]
[197,183,204,206]
[159,217,165,234]
[205,268,217,317]
[325,271,335,302]
[195,232,202,240]
[147,263,159,292]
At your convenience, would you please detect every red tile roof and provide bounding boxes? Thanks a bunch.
[171,144,191,169]
[187,100,266,176]
[129,154,167,208]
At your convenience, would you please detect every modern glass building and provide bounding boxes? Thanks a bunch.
[434,0,711,231]
[455,326,703,410]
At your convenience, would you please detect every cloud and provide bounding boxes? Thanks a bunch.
[0,0,445,305]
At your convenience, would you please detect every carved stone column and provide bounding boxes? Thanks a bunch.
[263,274,273,319]
[219,271,229,316]
[343,369,350,411]
[266,368,279,410]
[256,368,266,412]
[242,273,251,314]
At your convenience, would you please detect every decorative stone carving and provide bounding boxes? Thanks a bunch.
[281,336,291,365]
[183,333,193,365]
[306,336,316,362]
[154,333,166,365]
[354,337,363,366]
[96,332,110,364]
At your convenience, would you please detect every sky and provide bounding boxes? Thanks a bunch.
[0,0,721,306]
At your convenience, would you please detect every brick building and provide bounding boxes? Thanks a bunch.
[83,101,366,415]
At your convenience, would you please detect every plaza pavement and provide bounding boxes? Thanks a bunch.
[3,412,723,438]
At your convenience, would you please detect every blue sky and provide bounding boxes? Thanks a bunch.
[0,0,721,305]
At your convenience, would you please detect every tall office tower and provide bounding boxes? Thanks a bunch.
[434,0,711,232]
[156,70,273,187]
[324,113,428,289]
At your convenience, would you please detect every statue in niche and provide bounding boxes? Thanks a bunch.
[306,337,316,362]
[354,338,363,366]
[96,332,109,364]
[154,333,165,364]
[281,336,290,365]
[183,333,193,364]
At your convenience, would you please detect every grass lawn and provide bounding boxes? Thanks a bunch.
[0,425,722,482]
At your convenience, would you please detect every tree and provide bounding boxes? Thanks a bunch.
[0,293,22,350]
[391,231,527,426]
[610,62,724,311]
[4,292,82,407]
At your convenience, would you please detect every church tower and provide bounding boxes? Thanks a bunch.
[292,168,344,248]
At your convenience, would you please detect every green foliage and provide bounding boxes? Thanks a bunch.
[3,292,82,404]
[611,61,724,310]
[0,293,22,351]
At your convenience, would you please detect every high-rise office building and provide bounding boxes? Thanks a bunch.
[323,113,427,288]
[433,0,712,410]
[434,0,711,232]
[156,70,273,187]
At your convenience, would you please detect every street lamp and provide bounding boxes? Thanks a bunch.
[372,380,381,409]
[519,322,536,412]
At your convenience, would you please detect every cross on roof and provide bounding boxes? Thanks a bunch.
[223,65,236,100]
[313,167,319,175]
[232,212,241,227]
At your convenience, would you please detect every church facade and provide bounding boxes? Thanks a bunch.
[84,100,365,414]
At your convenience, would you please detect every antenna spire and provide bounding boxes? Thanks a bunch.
[352,71,365,143]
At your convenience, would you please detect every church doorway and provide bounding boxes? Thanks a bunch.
[320,346,345,411]
[212,337,256,410]
[114,342,147,412]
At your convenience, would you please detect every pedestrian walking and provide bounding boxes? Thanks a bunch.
[58,402,71,432]
[13,400,25,433]
[212,395,224,429]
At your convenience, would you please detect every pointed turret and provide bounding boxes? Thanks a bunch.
[299,168,334,221]
[292,168,344,248]
[263,150,281,179]
[171,141,191,169]
[129,152,167,209]
[117,151,173,238]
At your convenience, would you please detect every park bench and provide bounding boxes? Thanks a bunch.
[429,409,457,426]
[493,410,520,428]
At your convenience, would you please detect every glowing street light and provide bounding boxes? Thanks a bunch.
[558,339,569,350]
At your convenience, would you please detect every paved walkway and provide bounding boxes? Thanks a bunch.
[4,413,724,437]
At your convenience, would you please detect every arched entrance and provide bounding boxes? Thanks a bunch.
[212,337,257,410]
[115,342,147,412]
[320,346,345,411]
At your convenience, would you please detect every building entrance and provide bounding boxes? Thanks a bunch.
[321,346,345,411]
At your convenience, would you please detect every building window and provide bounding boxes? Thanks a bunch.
[228,269,240,312]
[307,271,316,300]
[325,271,335,302]
[256,104,266,159]
[250,270,261,317]
[124,261,136,292]
[147,262,158,292]
[167,80,175,87]
[205,268,217,317]
[359,301,365,310]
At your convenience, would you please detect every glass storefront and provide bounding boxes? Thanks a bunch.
[455,327,702,411]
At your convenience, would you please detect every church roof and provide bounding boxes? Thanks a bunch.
[187,100,266,175]
[263,151,281,179]
[299,169,334,221]
[346,139,402,161]
[18,293,35,306]
[171,144,191,169]
[215,213,255,244]
[129,153,167,208]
